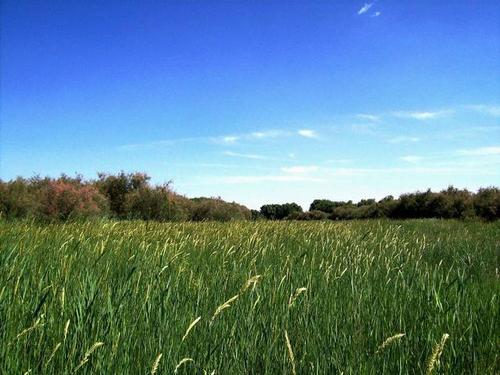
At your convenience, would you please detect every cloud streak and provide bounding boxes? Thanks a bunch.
[352,104,497,123]
[392,110,452,120]
[468,104,500,117]
[400,155,422,163]
[357,3,374,15]
[457,146,500,156]
[201,164,498,186]
[209,174,325,184]
[223,151,267,160]
[297,129,319,138]
[356,114,380,121]
[387,136,420,144]
[119,129,292,150]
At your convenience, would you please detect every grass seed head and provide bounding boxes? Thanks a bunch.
[426,333,450,375]
[210,295,239,324]
[288,287,307,307]
[241,274,262,292]
[73,341,104,373]
[182,316,202,342]
[63,319,71,341]
[174,358,194,373]
[375,333,405,353]
[284,330,296,375]
[150,353,162,375]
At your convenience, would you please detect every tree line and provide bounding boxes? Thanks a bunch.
[0,172,498,221]
[0,172,250,222]
[258,186,499,221]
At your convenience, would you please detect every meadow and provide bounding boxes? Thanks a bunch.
[0,219,498,374]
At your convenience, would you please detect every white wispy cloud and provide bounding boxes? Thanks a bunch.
[371,11,381,17]
[357,3,374,15]
[468,104,500,117]
[221,136,239,144]
[216,129,291,144]
[281,165,319,174]
[457,146,500,156]
[120,129,291,150]
[400,155,422,163]
[325,166,464,176]
[297,129,319,138]
[356,114,380,121]
[393,110,452,120]
[211,175,325,184]
[351,103,498,125]
[387,136,420,144]
[118,137,199,151]
[250,130,288,139]
[223,151,267,160]
[193,158,499,187]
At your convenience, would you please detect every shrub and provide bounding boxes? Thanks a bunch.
[39,180,108,220]
[124,186,193,221]
[376,196,398,218]
[96,172,150,218]
[329,204,357,220]
[260,203,303,220]
[251,209,264,220]
[287,210,328,221]
[124,185,169,221]
[190,197,251,221]
[474,187,500,221]
[309,199,348,213]
[0,178,39,219]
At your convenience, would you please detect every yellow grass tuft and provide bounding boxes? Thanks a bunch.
[63,319,71,342]
[150,353,162,375]
[174,358,194,373]
[288,287,307,307]
[182,316,202,342]
[426,333,450,375]
[11,316,44,344]
[241,275,262,292]
[375,333,405,353]
[73,341,104,373]
[210,295,239,324]
[284,330,296,375]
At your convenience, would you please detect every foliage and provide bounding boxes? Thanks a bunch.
[39,180,108,220]
[1,174,499,221]
[0,220,498,373]
[0,173,249,222]
[286,210,328,221]
[190,197,251,221]
[250,209,264,220]
[95,172,150,218]
[324,186,497,221]
[309,199,350,213]
[0,176,108,221]
[260,203,303,220]
[0,177,40,219]
[473,187,500,221]
[124,185,183,221]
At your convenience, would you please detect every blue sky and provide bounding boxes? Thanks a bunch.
[1,1,499,209]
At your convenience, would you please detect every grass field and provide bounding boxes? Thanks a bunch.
[0,220,498,374]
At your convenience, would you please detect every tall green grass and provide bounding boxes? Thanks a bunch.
[0,219,498,373]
